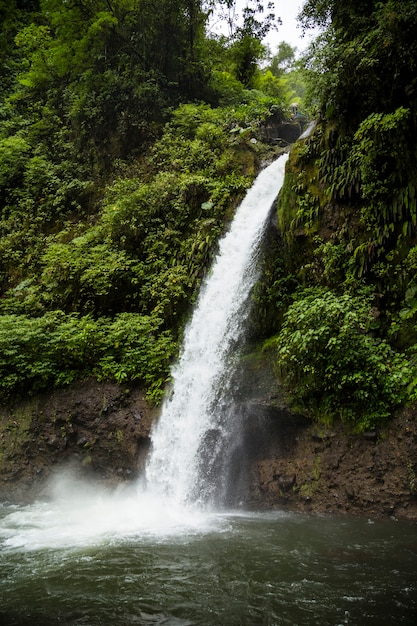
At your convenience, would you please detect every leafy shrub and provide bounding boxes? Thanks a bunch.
[0,135,30,192]
[96,313,175,402]
[0,311,176,403]
[209,70,244,106]
[269,287,414,430]
[0,312,97,396]
[38,233,140,314]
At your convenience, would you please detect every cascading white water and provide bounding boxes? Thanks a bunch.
[145,153,289,507]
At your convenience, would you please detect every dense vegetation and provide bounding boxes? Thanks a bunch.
[264,0,417,430]
[0,0,302,403]
[2,0,416,433]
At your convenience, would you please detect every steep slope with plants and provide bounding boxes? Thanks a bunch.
[257,0,417,433]
[0,0,306,497]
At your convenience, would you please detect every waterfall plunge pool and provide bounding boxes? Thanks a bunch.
[1,479,416,626]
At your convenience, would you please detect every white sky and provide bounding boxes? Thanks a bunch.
[209,1,318,56]
[266,0,310,53]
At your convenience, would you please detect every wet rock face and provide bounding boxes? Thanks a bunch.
[227,349,417,521]
[260,109,308,146]
[0,379,156,503]
[247,408,417,522]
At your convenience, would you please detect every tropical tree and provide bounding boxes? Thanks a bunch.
[268,41,297,77]
[300,0,417,124]
[210,1,278,87]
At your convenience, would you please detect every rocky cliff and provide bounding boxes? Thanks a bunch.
[1,371,416,521]
[0,380,154,503]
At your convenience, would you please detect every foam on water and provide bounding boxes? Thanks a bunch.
[0,473,224,551]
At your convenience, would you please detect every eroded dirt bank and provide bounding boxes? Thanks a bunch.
[0,379,155,503]
[245,403,417,521]
[1,377,416,520]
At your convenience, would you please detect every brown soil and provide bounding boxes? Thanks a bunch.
[247,404,417,521]
[0,378,155,503]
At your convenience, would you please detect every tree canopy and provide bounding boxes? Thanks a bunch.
[0,0,304,402]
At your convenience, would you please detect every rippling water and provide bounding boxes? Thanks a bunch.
[1,481,416,626]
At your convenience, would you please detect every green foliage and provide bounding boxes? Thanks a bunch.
[209,70,245,106]
[258,0,417,432]
[270,288,414,431]
[0,312,99,395]
[314,108,417,278]
[0,135,30,191]
[311,239,352,287]
[225,2,278,88]
[95,313,176,402]
[0,91,281,399]
[2,0,213,178]
[37,231,139,314]
[254,70,300,105]
[268,42,297,77]
[386,246,417,350]
[0,311,175,403]
[351,108,416,240]
[302,0,417,124]
[277,137,323,242]
[250,233,297,340]
[229,34,265,88]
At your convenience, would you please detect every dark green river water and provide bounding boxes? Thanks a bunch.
[1,498,416,626]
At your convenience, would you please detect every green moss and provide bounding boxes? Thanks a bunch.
[406,459,416,494]
[0,401,36,472]
[299,483,313,497]
[81,454,93,467]
[312,456,321,482]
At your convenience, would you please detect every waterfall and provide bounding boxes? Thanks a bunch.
[145,153,289,508]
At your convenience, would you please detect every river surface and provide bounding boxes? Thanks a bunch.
[1,485,416,626]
